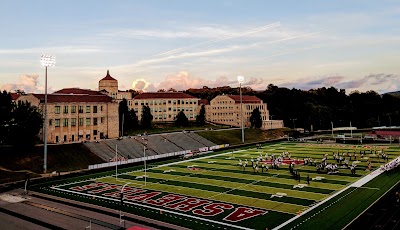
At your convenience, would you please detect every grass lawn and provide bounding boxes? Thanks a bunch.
[31,142,400,230]
[0,143,104,174]
[125,122,230,136]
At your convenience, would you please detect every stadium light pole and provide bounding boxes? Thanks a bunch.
[350,121,353,138]
[115,145,118,180]
[144,142,147,186]
[238,76,245,143]
[40,55,55,173]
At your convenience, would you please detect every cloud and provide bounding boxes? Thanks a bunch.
[133,71,264,91]
[280,73,400,93]
[0,46,101,54]
[154,22,280,57]
[0,74,51,93]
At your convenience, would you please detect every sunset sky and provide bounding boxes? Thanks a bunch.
[1,0,399,94]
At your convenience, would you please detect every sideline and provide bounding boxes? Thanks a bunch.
[272,157,400,230]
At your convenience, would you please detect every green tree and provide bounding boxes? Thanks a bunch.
[10,100,43,148]
[141,105,153,129]
[128,109,139,130]
[0,91,14,146]
[118,99,129,136]
[196,104,206,126]
[175,111,189,127]
[119,99,140,134]
[250,108,262,129]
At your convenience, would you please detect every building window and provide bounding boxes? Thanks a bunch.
[86,118,91,125]
[79,106,83,113]
[71,106,76,113]
[86,106,91,113]
[71,118,76,126]
[93,117,98,125]
[55,119,60,127]
[55,106,60,114]
[63,118,68,127]
[93,130,97,135]
[63,106,68,114]
[49,119,52,126]
[79,118,84,126]
[93,106,97,113]
[100,117,104,123]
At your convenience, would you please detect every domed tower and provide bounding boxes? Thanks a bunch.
[99,70,118,99]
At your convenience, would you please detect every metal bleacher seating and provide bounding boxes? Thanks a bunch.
[164,133,205,150]
[84,132,217,162]
[185,132,216,147]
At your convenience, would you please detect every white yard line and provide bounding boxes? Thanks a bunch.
[272,165,391,230]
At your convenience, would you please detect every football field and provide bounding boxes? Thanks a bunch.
[34,142,400,230]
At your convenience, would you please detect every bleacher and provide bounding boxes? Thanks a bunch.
[84,132,217,162]
[84,141,115,161]
[163,133,207,150]
[186,132,216,147]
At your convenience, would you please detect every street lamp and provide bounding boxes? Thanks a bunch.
[40,55,55,173]
[331,121,334,138]
[237,76,245,143]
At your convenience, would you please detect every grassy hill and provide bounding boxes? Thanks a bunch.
[0,143,104,180]
[196,128,287,145]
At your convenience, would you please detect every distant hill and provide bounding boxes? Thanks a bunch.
[385,91,400,98]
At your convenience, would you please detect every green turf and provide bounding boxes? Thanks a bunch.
[30,142,400,230]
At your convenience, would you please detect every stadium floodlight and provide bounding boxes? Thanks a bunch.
[115,145,118,179]
[41,55,55,173]
[237,76,245,143]
[144,143,147,186]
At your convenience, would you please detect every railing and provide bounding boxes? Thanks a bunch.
[87,144,229,170]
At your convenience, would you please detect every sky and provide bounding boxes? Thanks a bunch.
[0,0,399,94]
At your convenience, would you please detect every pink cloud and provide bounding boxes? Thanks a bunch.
[0,74,51,93]
[153,71,264,91]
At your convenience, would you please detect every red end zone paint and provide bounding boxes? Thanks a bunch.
[62,181,267,224]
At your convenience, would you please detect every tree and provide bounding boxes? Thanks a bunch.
[196,104,206,126]
[118,99,129,136]
[0,91,13,146]
[175,111,189,127]
[128,109,139,130]
[119,99,140,134]
[141,105,153,129]
[10,100,43,148]
[250,108,262,129]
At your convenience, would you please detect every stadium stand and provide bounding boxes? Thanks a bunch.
[163,133,207,150]
[186,132,216,147]
[84,132,217,162]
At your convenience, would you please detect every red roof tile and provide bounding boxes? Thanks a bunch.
[10,93,20,101]
[32,94,113,103]
[199,99,209,105]
[100,70,117,81]
[53,88,104,95]
[134,92,198,100]
[227,95,262,104]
